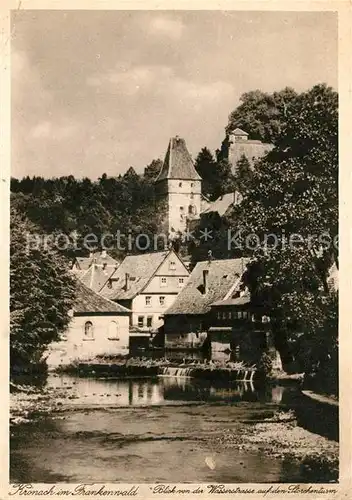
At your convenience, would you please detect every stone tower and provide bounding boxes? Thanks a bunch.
[155,136,202,235]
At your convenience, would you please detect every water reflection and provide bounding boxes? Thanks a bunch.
[48,374,287,406]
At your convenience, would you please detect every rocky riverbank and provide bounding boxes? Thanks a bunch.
[215,410,339,482]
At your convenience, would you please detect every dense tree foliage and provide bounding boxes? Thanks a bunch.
[10,208,77,376]
[194,147,235,201]
[11,162,166,259]
[225,87,298,144]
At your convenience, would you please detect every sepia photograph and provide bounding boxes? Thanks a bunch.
[8,6,340,487]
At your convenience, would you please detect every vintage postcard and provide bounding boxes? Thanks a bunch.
[1,0,351,498]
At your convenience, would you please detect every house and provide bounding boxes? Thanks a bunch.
[47,280,131,366]
[154,135,203,234]
[99,250,190,332]
[227,127,273,173]
[209,290,275,365]
[72,250,120,293]
[163,257,249,348]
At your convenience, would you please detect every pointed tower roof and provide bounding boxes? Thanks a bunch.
[155,136,202,182]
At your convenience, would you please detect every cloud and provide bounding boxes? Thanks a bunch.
[86,64,173,95]
[148,16,185,40]
[31,120,78,140]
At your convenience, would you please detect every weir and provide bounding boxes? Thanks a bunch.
[159,365,256,381]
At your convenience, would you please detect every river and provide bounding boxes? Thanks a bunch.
[10,374,330,483]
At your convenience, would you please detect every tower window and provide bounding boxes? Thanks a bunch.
[188,205,197,215]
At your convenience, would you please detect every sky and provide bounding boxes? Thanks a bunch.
[11,10,337,179]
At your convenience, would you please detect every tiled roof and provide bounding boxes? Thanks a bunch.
[155,136,202,182]
[73,279,131,314]
[79,265,116,293]
[165,258,250,315]
[231,128,249,136]
[74,252,120,271]
[201,192,242,217]
[211,293,251,307]
[100,251,170,300]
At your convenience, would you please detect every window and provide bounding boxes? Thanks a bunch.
[188,204,197,216]
[138,316,144,328]
[145,296,152,306]
[217,311,221,319]
[169,261,176,270]
[160,277,167,287]
[238,311,243,319]
[179,182,182,187]
[222,311,227,319]
[108,320,119,340]
[84,321,94,339]
[178,277,185,287]
[242,311,248,319]
[191,183,194,187]
[190,193,194,199]
[180,206,184,212]
[228,311,232,320]
[147,316,153,328]
[159,296,165,306]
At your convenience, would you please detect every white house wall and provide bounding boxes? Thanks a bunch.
[47,313,130,366]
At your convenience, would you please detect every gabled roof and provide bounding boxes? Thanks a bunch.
[100,251,176,301]
[201,192,240,217]
[73,279,131,314]
[155,136,202,182]
[73,252,120,271]
[165,258,250,316]
[231,128,249,136]
[79,264,116,293]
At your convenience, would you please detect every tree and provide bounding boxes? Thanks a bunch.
[195,148,235,201]
[226,87,298,144]
[144,159,163,183]
[234,83,338,385]
[234,154,253,194]
[194,147,218,198]
[10,208,77,376]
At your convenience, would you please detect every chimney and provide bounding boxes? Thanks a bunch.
[203,269,209,294]
[207,250,213,263]
[101,250,107,259]
[125,273,130,291]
